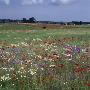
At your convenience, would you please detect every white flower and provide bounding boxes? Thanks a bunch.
[45,48,48,51]
[36,38,42,41]
[33,39,36,41]
[23,76,26,78]
[20,67,24,70]
[9,67,14,71]
[49,65,56,67]
[1,74,11,81]
[11,44,18,47]
[0,84,2,87]
[17,71,21,73]
[12,84,15,86]
[68,58,72,61]
[38,55,42,59]
[64,83,66,85]
[20,42,29,46]
[21,75,23,78]
[41,68,44,70]
[29,69,37,75]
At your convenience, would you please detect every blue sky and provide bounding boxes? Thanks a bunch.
[0,0,90,21]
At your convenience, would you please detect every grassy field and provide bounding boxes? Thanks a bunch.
[0,24,90,90]
[0,23,90,44]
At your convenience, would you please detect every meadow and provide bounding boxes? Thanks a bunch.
[0,23,90,90]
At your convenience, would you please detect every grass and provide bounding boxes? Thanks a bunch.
[0,24,90,44]
[0,24,90,90]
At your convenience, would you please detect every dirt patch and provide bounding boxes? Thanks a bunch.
[15,30,32,33]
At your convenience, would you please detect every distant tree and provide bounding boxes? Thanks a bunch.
[23,18,27,23]
[80,21,82,25]
[29,17,37,23]
[72,21,82,25]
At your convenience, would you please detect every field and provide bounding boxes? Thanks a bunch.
[0,23,90,90]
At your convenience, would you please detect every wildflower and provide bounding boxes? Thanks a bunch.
[37,55,42,59]
[11,44,18,47]
[84,83,90,86]
[21,42,29,46]
[10,67,14,71]
[41,68,44,70]
[21,75,23,78]
[57,64,64,68]
[74,67,87,73]
[36,38,42,41]
[1,74,11,81]
[73,46,80,53]
[29,69,37,75]
[45,48,48,51]
[33,39,36,41]
[12,84,15,86]
[80,55,88,61]
[49,65,56,67]
[76,47,80,53]
[64,83,66,85]
[82,62,85,63]
[23,76,26,78]
[0,84,2,87]
[17,71,21,74]
[63,82,68,85]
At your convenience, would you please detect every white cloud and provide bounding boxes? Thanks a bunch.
[60,0,74,4]
[0,0,10,5]
[21,0,76,6]
[22,0,43,5]
[51,0,75,5]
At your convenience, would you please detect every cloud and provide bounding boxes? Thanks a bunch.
[51,0,76,5]
[22,0,43,5]
[60,0,74,4]
[21,0,77,6]
[0,0,10,5]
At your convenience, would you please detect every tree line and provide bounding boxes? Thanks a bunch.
[0,17,90,25]
[0,17,37,23]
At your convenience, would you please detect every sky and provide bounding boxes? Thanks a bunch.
[0,0,90,21]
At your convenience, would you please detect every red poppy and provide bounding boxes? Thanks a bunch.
[84,83,90,86]
[87,66,90,69]
[74,63,80,67]
[74,68,87,73]
[57,64,64,68]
